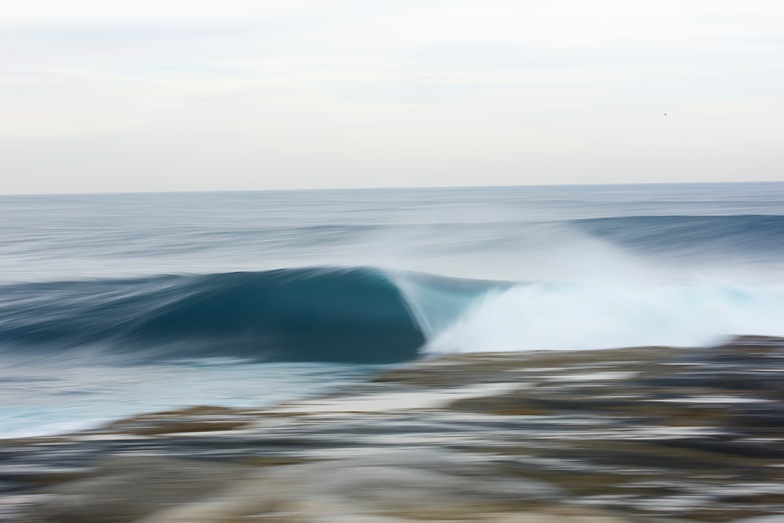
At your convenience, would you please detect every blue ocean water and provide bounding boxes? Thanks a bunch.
[1,182,784,437]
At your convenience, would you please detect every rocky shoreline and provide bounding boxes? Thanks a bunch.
[3,336,784,522]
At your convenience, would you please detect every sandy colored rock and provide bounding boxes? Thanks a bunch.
[24,456,253,523]
[136,450,565,522]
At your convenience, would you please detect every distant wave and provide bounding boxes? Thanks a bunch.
[571,214,784,256]
[2,265,784,364]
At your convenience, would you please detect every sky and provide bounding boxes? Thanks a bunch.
[1,0,782,194]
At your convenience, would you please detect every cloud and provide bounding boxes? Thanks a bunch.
[0,1,364,24]
[0,0,782,193]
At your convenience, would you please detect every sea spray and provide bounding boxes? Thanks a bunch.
[425,280,784,354]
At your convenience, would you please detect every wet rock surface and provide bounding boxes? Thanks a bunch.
[3,336,784,522]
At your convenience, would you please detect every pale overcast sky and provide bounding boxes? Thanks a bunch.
[1,0,782,194]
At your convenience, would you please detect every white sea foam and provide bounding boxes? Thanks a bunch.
[422,281,784,354]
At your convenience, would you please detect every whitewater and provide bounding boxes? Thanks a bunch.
[1,182,783,437]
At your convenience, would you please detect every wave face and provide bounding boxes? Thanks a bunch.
[0,268,425,364]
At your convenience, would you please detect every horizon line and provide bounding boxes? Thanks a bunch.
[1,179,782,198]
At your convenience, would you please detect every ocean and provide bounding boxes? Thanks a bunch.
[1,182,783,438]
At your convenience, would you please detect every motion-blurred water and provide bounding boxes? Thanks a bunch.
[2,182,783,437]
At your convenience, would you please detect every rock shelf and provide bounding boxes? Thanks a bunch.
[3,336,784,522]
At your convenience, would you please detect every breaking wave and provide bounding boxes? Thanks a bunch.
[423,280,784,355]
[1,264,784,364]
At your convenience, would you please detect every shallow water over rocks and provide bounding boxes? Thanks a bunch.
[4,336,784,522]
